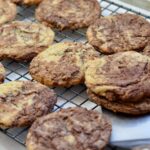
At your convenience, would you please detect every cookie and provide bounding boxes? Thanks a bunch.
[29,42,99,87]
[0,0,17,26]
[11,0,42,5]
[26,107,112,150]
[0,63,5,83]
[87,89,150,115]
[87,13,150,54]
[0,81,57,127]
[85,51,150,102]
[35,0,101,30]
[0,21,55,61]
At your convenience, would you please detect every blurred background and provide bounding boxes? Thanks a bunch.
[121,0,150,11]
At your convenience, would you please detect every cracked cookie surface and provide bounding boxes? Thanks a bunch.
[0,81,57,127]
[35,0,101,30]
[87,13,150,54]
[26,107,112,150]
[0,21,55,61]
[0,0,17,26]
[85,51,150,102]
[29,42,99,87]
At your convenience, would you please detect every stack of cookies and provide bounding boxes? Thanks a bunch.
[85,51,150,115]
[85,13,150,115]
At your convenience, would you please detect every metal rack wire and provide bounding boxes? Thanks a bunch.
[0,0,150,148]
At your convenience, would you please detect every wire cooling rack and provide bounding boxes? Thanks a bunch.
[0,0,150,149]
